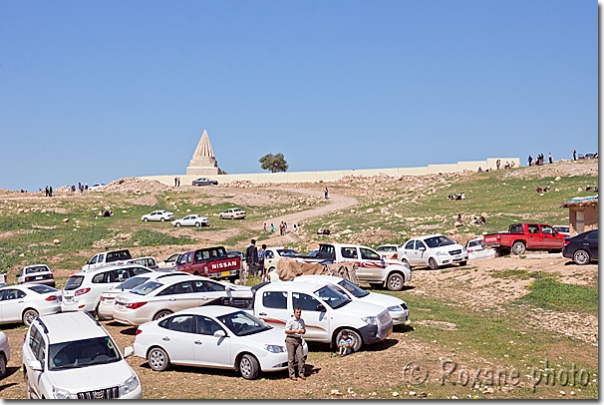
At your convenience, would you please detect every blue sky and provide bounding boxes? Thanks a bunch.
[0,0,598,191]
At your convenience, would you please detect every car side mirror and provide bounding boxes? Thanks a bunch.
[29,360,43,371]
[316,304,327,312]
[123,346,134,358]
[418,247,426,251]
[214,330,226,338]
[86,261,90,265]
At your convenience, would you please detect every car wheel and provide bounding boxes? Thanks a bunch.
[219,215,224,220]
[573,249,590,265]
[428,257,439,270]
[195,222,200,227]
[459,261,467,266]
[153,310,172,321]
[160,218,165,222]
[148,347,170,371]
[175,223,181,227]
[386,272,405,291]
[0,354,5,379]
[22,309,38,326]
[231,215,234,220]
[511,241,526,255]
[239,354,260,380]
[143,218,149,222]
[335,329,363,353]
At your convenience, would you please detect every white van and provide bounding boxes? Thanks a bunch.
[251,281,393,352]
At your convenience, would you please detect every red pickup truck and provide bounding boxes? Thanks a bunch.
[484,223,566,255]
[175,246,241,282]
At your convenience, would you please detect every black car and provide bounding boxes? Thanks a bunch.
[562,229,598,265]
[192,177,218,186]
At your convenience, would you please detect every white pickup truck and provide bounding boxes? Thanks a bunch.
[296,243,412,291]
[222,281,394,352]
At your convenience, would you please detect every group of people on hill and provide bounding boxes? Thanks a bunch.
[263,222,298,236]
[495,159,516,170]
[528,153,552,167]
[448,192,465,201]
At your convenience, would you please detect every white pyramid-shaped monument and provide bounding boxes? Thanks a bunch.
[186,130,222,175]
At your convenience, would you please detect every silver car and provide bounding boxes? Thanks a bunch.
[172,214,209,227]
[141,210,175,222]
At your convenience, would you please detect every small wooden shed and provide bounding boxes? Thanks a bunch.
[560,196,598,236]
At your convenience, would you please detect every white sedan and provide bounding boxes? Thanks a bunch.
[466,238,497,261]
[0,285,62,326]
[0,331,9,379]
[113,275,252,326]
[172,214,209,228]
[400,234,468,270]
[141,210,175,222]
[98,271,190,321]
[219,208,246,220]
[133,306,308,379]
[292,275,410,325]
[263,247,302,273]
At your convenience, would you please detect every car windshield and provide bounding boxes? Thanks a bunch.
[26,266,49,274]
[129,280,163,296]
[49,336,121,370]
[27,285,58,294]
[377,246,396,252]
[337,279,369,298]
[64,276,84,291]
[424,236,456,248]
[313,285,351,309]
[217,310,271,337]
[115,276,151,291]
[277,249,300,257]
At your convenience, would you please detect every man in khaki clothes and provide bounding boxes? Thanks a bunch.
[284,306,306,381]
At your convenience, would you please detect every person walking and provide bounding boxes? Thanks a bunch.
[285,307,306,381]
[548,152,553,164]
[49,186,53,197]
[528,155,533,167]
[174,177,178,186]
[573,149,577,160]
[258,244,266,281]
[293,224,298,235]
[324,187,329,199]
[246,239,258,276]
[263,223,267,233]
[270,223,275,233]
[45,186,49,197]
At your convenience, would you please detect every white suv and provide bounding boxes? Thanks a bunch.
[81,249,132,271]
[400,234,468,270]
[22,312,141,399]
[62,264,152,314]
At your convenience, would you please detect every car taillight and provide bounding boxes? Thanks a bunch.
[100,296,105,301]
[135,328,143,335]
[392,253,398,260]
[75,288,91,296]
[45,295,57,301]
[49,274,54,279]
[564,241,571,246]
[126,302,147,309]
[24,277,31,282]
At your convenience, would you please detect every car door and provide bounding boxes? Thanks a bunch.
[401,240,416,265]
[291,292,329,341]
[525,224,542,249]
[193,315,231,367]
[24,324,47,398]
[156,281,203,313]
[414,240,429,265]
[193,280,227,305]
[0,288,26,322]
[156,315,195,364]
[257,290,289,328]
[359,247,386,281]
[540,225,560,250]
[586,231,598,260]
[264,250,276,271]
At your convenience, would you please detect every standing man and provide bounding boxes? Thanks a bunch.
[324,187,329,199]
[285,307,306,381]
[257,244,266,281]
[573,149,577,160]
[246,239,258,276]
[548,152,553,164]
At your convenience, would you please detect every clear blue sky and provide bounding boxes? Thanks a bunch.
[0,0,598,191]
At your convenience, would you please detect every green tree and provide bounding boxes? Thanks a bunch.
[259,153,289,173]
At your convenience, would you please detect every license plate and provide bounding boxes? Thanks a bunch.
[455,255,462,260]
[221,271,230,277]
[65,298,73,303]
[36,276,43,280]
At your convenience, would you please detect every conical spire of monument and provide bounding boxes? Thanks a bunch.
[193,130,215,158]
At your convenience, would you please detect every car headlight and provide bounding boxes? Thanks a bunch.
[362,316,377,325]
[53,387,72,399]
[387,305,403,312]
[436,251,447,256]
[122,374,140,395]
[263,344,286,353]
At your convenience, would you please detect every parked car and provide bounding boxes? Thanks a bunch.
[400,234,468,270]
[175,246,242,282]
[483,223,566,255]
[0,331,9,379]
[89,183,106,191]
[157,252,185,270]
[172,214,209,227]
[126,256,159,270]
[219,208,246,220]
[22,312,141,399]
[17,264,55,287]
[562,229,598,265]
[113,275,252,326]
[376,245,403,260]
[192,177,218,186]
[553,225,570,236]
[465,238,497,261]
[263,247,303,273]
[291,275,410,325]
[97,271,190,321]
[133,305,308,379]
[62,264,153,314]
[81,249,132,271]
[0,284,62,326]
[141,210,174,222]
